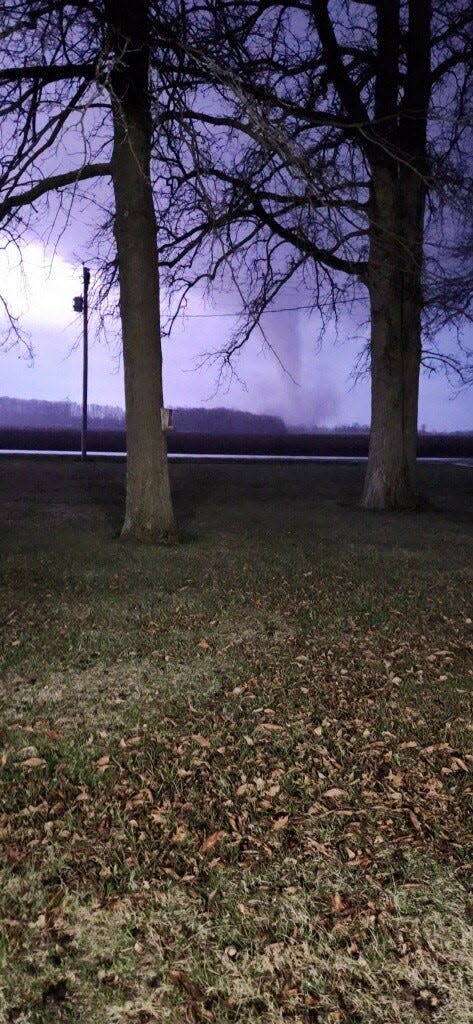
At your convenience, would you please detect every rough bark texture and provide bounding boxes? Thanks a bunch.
[362,168,421,510]
[362,0,431,510]
[108,0,177,542]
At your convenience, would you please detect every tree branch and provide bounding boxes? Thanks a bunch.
[0,163,111,218]
[0,62,96,83]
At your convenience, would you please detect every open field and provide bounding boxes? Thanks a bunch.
[1,429,473,458]
[0,458,472,1023]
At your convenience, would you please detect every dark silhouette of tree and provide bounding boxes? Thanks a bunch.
[0,0,177,541]
[106,0,176,540]
[155,0,473,509]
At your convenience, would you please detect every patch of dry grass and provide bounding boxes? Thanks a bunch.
[2,857,472,1022]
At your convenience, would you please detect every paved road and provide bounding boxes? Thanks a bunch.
[1,449,472,467]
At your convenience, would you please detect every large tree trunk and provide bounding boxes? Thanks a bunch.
[361,0,430,511]
[362,168,421,510]
[363,285,421,510]
[108,0,177,542]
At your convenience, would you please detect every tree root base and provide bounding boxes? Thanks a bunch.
[119,523,179,545]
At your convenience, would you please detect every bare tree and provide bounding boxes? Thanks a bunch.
[154,0,473,509]
[106,0,177,541]
[0,0,177,541]
[2,1,471,517]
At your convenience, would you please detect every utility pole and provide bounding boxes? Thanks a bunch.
[73,265,90,461]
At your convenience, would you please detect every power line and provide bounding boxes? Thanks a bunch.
[175,303,316,319]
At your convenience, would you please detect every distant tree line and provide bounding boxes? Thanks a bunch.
[1,397,471,442]
[0,397,287,435]
[173,408,287,435]
[0,397,125,430]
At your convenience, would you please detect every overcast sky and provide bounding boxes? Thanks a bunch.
[1,240,471,431]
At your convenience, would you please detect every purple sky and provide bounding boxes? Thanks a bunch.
[1,240,472,431]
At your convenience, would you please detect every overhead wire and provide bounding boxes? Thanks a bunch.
[172,303,317,318]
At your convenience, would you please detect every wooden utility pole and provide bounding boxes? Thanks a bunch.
[81,266,90,461]
[73,266,90,461]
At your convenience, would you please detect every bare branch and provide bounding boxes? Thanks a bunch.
[0,162,111,218]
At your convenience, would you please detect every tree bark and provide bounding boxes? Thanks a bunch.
[362,167,420,510]
[108,0,177,542]
[363,297,421,511]
[362,0,430,511]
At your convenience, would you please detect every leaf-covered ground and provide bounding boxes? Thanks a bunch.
[0,458,472,1023]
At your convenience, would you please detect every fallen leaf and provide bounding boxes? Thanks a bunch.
[20,757,46,768]
[332,892,345,913]
[408,809,422,831]
[30,914,47,929]
[200,830,227,853]
[150,810,167,824]
[119,735,141,749]
[3,846,25,864]
[192,734,210,748]
[171,826,188,845]
[36,725,62,741]
[169,969,204,1000]
[15,746,39,761]
[387,771,404,788]
[272,815,289,830]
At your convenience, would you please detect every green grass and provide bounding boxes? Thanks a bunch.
[0,457,472,1022]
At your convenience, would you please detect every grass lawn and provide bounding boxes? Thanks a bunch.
[0,457,472,1024]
